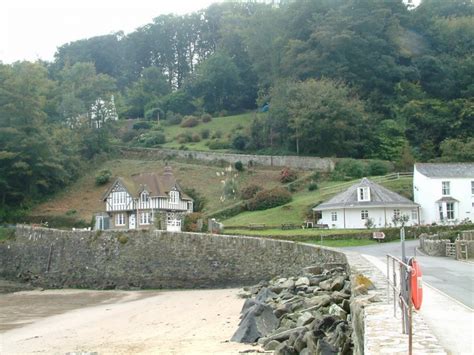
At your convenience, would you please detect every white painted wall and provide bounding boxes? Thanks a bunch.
[413,167,474,224]
[318,207,418,229]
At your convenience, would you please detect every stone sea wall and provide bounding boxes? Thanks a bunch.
[0,225,346,289]
[119,146,335,172]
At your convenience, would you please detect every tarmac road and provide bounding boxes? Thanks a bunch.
[342,239,474,309]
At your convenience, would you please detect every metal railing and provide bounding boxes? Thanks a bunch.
[386,254,414,355]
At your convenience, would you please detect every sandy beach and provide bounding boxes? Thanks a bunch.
[0,288,261,354]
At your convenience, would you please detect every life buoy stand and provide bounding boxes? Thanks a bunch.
[409,258,423,310]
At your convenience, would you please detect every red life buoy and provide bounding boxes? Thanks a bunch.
[410,258,423,310]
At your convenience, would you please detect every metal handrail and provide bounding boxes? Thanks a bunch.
[386,254,414,355]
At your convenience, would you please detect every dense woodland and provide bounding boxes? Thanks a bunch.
[0,0,473,219]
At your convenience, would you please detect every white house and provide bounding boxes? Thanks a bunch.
[413,163,474,225]
[313,178,420,229]
[97,166,193,232]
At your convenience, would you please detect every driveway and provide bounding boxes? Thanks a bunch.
[343,239,474,309]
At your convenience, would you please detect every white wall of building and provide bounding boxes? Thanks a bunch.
[319,207,419,229]
[413,167,474,224]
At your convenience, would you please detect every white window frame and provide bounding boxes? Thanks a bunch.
[411,209,418,220]
[471,181,474,195]
[115,213,125,226]
[358,187,370,202]
[442,181,450,196]
[140,212,150,225]
[393,209,401,219]
[169,190,179,205]
[141,191,149,203]
[331,212,338,222]
[446,202,455,220]
[361,210,369,220]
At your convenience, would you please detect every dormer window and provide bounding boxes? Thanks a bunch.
[141,191,149,203]
[358,187,370,202]
[169,190,179,204]
[442,181,450,196]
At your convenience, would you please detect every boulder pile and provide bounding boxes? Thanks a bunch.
[232,264,353,354]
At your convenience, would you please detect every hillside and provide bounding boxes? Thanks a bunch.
[30,158,286,223]
[222,177,413,228]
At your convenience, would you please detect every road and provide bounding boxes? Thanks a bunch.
[343,239,474,309]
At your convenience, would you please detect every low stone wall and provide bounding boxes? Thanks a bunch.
[419,236,450,256]
[119,146,335,172]
[0,225,345,289]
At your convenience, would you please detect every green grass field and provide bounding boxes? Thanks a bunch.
[0,227,15,242]
[160,112,257,151]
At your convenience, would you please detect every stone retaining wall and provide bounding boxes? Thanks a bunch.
[0,225,345,289]
[119,146,335,171]
[419,237,450,256]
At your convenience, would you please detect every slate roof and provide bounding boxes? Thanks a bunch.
[313,178,418,211]
[415,163,474,178]
[103,166,191,201]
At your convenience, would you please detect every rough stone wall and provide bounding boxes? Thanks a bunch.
[419,237,450,256]
[119,147,335,172]
[0,225,346,289]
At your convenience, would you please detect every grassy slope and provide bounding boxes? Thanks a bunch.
[160,113,256,151]
[223,177,413,228]
[31,159,284,221]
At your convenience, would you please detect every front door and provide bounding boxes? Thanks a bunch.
[166,214,181,232]
[129,214,136,229]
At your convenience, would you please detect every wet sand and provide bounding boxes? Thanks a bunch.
[0,288,260,354]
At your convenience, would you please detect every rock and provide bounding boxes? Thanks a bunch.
[314,315,338,332]
[274,303,291,318]
[302,265,324,275]
[330,276,346,291]
[306,294,331,309]
[309,276,327,286]
[239,298,259,319]
[326,321,351,350]
[279,317,297,329]
[300,348,311,355]
[293,332,307,352]
[319,279,332,291]
[296,312,315,327]
[264,340,281,351]
[317,338,338,355]
[328,304,347,320]
[255,287,277,303]
[295,277,310,288]
[353,284,368,296]
[341,299,351,313]
[231,303,279,343]
[268,326,307,342]
[269,285,284,294]
[274,342,298,355]
[331,291,350,304]
[303,331,318,352]
[354,274,375,290]
[237,289,252,299]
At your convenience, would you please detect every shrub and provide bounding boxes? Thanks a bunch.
[144,107,164,121]
[176,131,193,144]
[279,167,298,183]
[308,182,318,191]
[234,161,244,172]
[208,140,230,150]
[183,212,205,232]
[200,128,210,139]
[183,188,207,212]
[133,121,152,130]
[332,159,366,180]
[180,116,200,128]
[137,131,166,146]
[240,184,262,200]
[232,133,249,151]
[166,112,182,125]
[246,187,292,211]
[368,160,389,176]
[191,132,201,142]
[95,169,112,185]
[121,130,141,143]
[117,234,128,244]
[201,113,212,123]
[211,130,222,139]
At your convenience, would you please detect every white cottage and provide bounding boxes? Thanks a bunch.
[98,166,193,231]
[313,178,419,229]
[413,163,474,225]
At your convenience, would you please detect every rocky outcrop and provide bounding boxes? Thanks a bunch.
[232,264,353,354]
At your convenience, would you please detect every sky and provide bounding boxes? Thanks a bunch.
[0,0,223,64]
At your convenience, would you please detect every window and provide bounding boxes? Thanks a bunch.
[358,187,370,202]
[446,202,455,220]
[442,181,450,196]
[331,212,338,222]
[361,210,369,220]
[115,213,125,226]
[439,205,443,221]
[112,191,127,209]
[411,209,418,220]
[393,209,400,219]
[169,190,179,204]
[471,181,474,195]
[141,192,149,203]
[140,212,150,225]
